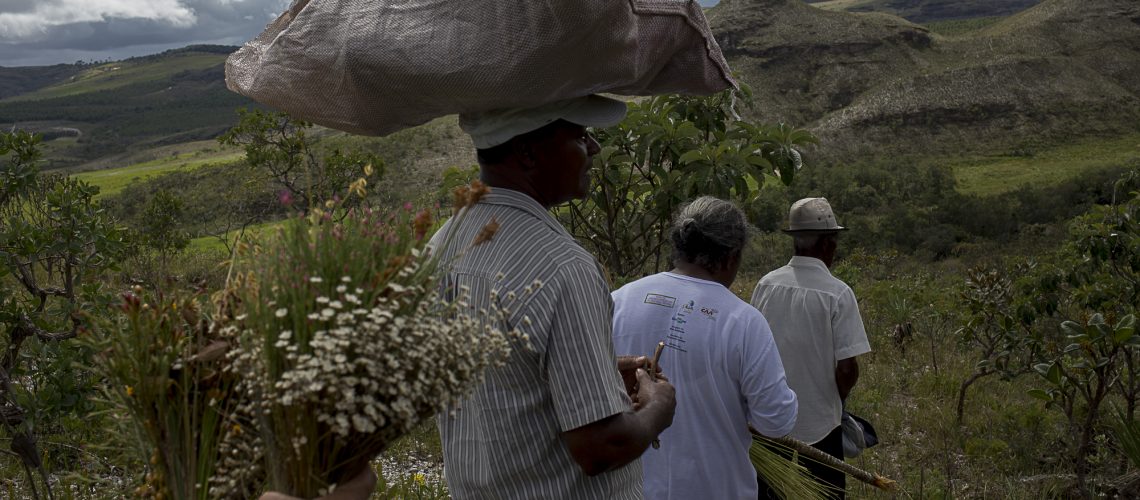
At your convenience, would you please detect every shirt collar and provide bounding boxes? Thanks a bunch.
[479,188,570,237]
[789,255,831,274]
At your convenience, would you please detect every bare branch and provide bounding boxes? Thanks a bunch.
[19,316,77,343]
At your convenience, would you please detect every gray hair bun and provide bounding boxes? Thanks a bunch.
[670,197,748,271]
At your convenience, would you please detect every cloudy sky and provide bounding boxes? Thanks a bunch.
[0,0,721,67]
[0,0,292,67]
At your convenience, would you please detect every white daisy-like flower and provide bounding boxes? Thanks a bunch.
[275,308,288,318]
[309,276,323,283]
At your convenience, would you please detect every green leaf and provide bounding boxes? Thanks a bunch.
[678,150,704,165]
[1121,315,1137,330]
[1115,324,1136,344]
[674,122,701,140]
[1061,320,1083,337]
[1115,315,1137,343]
[1027,389,1053,402]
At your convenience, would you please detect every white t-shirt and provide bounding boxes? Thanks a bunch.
[750,256,872,444]
[612,272,798,500]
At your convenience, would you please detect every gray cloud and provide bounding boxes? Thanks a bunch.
[1,0,40,14]
[0,0,289,66]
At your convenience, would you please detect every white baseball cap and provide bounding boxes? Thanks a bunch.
[459,95,628,149]
[783,197,847,233]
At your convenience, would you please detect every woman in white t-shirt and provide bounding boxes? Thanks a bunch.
[611,196,798,500]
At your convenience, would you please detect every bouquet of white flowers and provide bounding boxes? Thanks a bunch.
[211,182,513,497]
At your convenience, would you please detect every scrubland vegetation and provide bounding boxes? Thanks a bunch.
[2,0,1138,497]
[2,82,1139,498]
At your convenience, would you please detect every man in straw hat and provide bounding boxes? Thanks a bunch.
[750,197,871,499]
[428,95,677,499]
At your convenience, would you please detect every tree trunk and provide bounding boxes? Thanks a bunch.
[1075,377,1111,497]
[957,369,992,424]
[10,431,51,500]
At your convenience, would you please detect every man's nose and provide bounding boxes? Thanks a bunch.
[586,134,601,155]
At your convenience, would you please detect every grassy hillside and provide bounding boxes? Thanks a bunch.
[808,0,1042,22]
[709,0,941,126]
[922,16,1006,36]
[710,0,1140,159]
[0,47,257,170]
[74,145,243,198]
[6,53,225,102]
[0,64,84,100]
[949,133,1140,196]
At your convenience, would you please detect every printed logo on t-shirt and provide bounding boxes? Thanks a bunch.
[699,307,719,319]
[643,293,677,308]
[664,301,692,353]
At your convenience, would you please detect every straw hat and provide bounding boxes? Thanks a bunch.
[782,197,847,234]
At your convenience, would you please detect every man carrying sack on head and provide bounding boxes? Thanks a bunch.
[429,96,677,499]
[751,198,872,500]
[228,1,740,497]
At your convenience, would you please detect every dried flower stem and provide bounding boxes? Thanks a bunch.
[650,341,665,377]
[649,341,666,449]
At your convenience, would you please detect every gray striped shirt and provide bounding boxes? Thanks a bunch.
[431,188,641,499]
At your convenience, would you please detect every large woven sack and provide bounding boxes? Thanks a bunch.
[225,0,735,136]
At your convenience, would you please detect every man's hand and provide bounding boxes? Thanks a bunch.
[633,368,674,423]
[617,354,667,407]
[259,466,378,500]
[617,355,649,396]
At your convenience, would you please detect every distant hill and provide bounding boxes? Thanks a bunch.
[0,45,253,170]
[805,0,1042,23]
[0,65,85,100]
[710,0,1140,157]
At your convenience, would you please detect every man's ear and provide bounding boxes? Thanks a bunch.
[510,138,537,170]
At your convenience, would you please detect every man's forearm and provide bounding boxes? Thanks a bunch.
[835,357,859,402]
[563,399,672,476]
